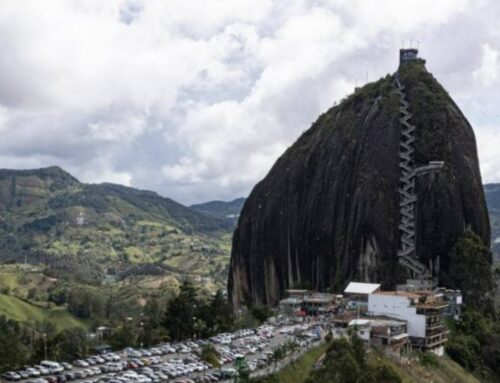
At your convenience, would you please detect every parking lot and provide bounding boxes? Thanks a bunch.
[1,317,327,383]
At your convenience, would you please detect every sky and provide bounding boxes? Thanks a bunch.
[0,0,499,204]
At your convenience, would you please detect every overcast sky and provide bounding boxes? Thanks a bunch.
[0,0,499,204]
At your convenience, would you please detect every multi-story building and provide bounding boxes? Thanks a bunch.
[348,317,410,358]
[343,282,381,310]
[303,293,336,315]
[368,290,449,356]
[370,318,409,348]
[278,290,337,316]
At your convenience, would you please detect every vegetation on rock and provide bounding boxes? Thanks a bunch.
[441,230,495,312]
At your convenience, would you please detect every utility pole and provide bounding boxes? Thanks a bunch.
[43,333,48,360]
[139,312,144,349]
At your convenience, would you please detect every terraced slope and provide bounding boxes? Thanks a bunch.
[0,166,232,289]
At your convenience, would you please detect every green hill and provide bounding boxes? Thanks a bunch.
[0,166,232,289]
[0,293,86,331]
[191,198,246,223]
[369,353,482,383]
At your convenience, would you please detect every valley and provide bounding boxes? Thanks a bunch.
[0,167,235,331]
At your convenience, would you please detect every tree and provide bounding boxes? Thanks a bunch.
[0,323,27,371]
[305,336,401,383]
[143,296,163,328]
[198,289,234,336]
[357,365,402,383]
[106,320,138,350]
[51,328,91,362]
[250,305,272,323]
[163,281,198,341]
[447,308,500,379]
[67,286,106,319]
[200,344,220,368]
[47,283,68,305]
[441,230,494,313]
[27,287,37,301]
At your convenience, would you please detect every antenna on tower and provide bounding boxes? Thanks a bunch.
[417,40,420,50]
[402,40,405,49]
[410,38,413,48]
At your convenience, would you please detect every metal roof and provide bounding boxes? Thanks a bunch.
[392,333,409,340]
[344,282,381,295]
[279,298,303,304]
[349,319,371,326]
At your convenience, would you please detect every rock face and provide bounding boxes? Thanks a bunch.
[228,59,490,307]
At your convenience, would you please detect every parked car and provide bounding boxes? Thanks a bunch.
[2,372,22,381]
[27,368,42,377]
[73,360,90,368]
[73,371,87,379]
[86,358,97,366]
[18,370,31,379]
[128,361,138,369]
[40,361,64,374]
[61,363,72,371]
[35,366,50,375]
[105,362,123,373]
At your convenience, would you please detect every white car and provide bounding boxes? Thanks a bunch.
[149,348,162,356]
[34,366,50,375]
[161,345,175,353]
[127,350,142,358]
[136,375,151,383]
[40,361,64,374]
[74,360,90,368]
[26,368,41,377]
[105,362,123,372]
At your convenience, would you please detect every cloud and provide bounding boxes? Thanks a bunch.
[0,0,499,204]
[79,166,133,187]
[476,125,500,183]
[87,113,148,143]
[473,44,500,85]
[0,106,8,132]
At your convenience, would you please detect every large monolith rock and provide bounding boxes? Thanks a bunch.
[228,59,490,307]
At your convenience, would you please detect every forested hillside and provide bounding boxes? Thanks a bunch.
[485,183,500,259]
[0,166,232,288]
[191,198,246,223]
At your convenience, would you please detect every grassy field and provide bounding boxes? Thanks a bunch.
[0,293,87,331]
[0,266,58,300]
[252,343,328,383]
[369,351,482,383]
